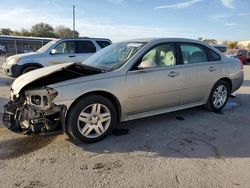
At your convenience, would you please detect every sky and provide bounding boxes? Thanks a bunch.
[0,0,249,42]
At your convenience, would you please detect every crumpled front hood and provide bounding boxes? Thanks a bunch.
[11,63,74,95]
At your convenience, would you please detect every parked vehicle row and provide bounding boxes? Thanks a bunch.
[247,51,250,62]
[212,44,228,53]
[2,38,243,143]
[225,49,248,64]
[2,37,112,77]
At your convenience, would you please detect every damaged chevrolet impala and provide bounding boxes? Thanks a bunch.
[3,38,244,143]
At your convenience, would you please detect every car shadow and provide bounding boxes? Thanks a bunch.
[0,98,57,161]
[75,93,250,159]
[0,135,57,160]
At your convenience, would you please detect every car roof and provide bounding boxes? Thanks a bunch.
[124,38,208,44]
[59,37,111,41]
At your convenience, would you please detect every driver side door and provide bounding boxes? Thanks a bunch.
[125,43,181,115]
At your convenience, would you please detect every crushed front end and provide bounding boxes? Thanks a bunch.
[3,87,66,135]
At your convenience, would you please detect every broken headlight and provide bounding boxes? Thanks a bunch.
[25,88,58,110]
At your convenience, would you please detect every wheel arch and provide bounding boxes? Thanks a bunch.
[65,90,122,125]
[22,63,43,72]
[218,77,232,93]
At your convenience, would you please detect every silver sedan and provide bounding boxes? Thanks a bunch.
[3,38,244,143]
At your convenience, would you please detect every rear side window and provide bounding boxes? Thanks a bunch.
[96,40,111,48]
[180,43,208,64]
[207,48,221,61]
[75,41,96,53]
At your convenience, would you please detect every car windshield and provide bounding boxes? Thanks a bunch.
[36,40,57,53]
[83,42,146,70]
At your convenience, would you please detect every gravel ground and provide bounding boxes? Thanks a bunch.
[0,56,250,188]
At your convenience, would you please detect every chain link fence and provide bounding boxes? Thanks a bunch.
[0,55,6,73]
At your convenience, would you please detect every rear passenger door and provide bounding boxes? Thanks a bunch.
[177,43,222,105]
[75,40,97,62]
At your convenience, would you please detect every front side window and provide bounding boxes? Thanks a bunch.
[141,43,176,67]
[75,41,96,53]
[37,40,57,53]
[54,41,75,54]
[180,43,208,64]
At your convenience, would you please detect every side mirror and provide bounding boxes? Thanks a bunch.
[138,60,157,70]
[50,49,57,55]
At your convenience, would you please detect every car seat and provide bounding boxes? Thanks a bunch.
[189,51,207,63]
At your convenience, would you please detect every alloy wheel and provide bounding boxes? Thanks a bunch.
[212,85,228,108]
[77,103,111,138]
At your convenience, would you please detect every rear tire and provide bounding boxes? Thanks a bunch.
[205,80,229,113]
[66,95,117,143]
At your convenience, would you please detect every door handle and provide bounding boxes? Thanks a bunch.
[168,71,179,77]
[208,66,216,72]
[69,55,75,58]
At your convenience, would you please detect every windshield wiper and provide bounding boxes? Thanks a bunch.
[96,66,111,72]
[76,63,110,73]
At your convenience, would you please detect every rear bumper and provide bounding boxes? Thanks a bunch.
[2,63,23,77]
[231,71,244,93]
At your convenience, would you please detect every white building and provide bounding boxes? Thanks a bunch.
[238,40,250,49]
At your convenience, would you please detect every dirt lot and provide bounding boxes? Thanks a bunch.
[0,56,250,188]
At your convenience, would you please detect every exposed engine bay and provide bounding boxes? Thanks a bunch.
[2,63,105,134]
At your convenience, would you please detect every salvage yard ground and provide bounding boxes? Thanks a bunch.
[0,55,250,188]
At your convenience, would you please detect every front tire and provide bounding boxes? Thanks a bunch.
[66,95,117,143]
[22,66,39,74]
[206,80,229,113]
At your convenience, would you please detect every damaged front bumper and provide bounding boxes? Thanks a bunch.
[2,88,67,135]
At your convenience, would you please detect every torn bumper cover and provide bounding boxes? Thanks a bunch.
[2,88,67,135]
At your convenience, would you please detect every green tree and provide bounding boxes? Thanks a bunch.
[20,28,31,36]
[30,22,56,38]
[11,30,22,36]
[55,25,79,38]
[202,38,217,44]
[0,28,12,35]
[228,41,238,49]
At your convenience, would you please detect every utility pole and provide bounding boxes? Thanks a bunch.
[73,5,75,38]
